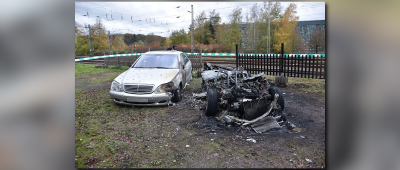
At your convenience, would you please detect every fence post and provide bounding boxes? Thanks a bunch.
[275,43,288,85]
[116,56,120,68]
[200,45,203,72]
[235,44,238,68]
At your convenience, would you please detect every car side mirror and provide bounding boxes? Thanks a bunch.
[182,65,185,69]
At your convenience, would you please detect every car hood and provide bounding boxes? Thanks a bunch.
[121,68,179,85]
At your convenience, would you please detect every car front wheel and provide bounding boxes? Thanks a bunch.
[172,88,182,102]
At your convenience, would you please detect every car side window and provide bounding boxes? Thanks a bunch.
[184,55,189,65]
[181,53,188,64]
[180,54,185,66]
[181,53,189,65]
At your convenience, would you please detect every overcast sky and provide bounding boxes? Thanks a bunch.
[75,1,325,37]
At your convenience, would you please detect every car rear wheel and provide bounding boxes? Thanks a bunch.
[205,88,218,116]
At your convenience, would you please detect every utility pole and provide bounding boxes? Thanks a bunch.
[268,18,270,54]
[107,31,112,54]
[253,22,255,48]
[87,24,94,56]
[190,5,194,53]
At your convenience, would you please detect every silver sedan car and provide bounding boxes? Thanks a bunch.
[110,50,192,106]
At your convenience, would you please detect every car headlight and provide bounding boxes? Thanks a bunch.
[154,82,174,93]
[111,81,123,92]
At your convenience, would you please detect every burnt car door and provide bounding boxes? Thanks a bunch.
[180,53,192,85]
[179,53,187,87]
[182,53,192,82]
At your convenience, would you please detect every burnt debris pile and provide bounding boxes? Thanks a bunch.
[192,62,295,133]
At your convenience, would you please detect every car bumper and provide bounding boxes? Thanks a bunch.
[110,91,171,106]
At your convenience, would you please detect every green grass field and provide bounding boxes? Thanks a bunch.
[75,63,130,77]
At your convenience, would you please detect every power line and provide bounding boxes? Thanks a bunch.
[81,2,256,24]
[76,2,324,37]
[89,2,181,22]
[75,2,120,13]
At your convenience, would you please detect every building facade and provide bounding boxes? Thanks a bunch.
[297,20,325,42]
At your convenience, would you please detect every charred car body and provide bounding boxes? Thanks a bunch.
[199,62,291,133]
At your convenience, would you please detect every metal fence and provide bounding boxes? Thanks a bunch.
[235,44,325,79]
[104,56,139,67]
[100,44,325,79]
[236,54,325,79]
[187,54,202,72]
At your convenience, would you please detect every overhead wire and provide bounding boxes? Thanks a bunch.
[76,2,324,37]
[75,2,120,13]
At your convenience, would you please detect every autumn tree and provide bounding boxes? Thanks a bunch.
[194,11,207,44]
[75,21,84,35]
[170,29,189,45]
[112,34,127,52]
[123,33,136,46]
[272,3,301,53]
[261,2,282,53]
[242,2,282,53]
[75,21,90,55]
[160,38,166,46]
[137,40,144,46]
[194,10,220,44]
[90,18,109,54]
[217,7,242,52]
[309,25,325,53]
[208,9,220,43]
[243,4,261,52]
[164,37,172,47]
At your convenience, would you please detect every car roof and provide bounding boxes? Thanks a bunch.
[144,50,183,54]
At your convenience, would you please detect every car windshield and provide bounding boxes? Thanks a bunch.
[132,54,179,69]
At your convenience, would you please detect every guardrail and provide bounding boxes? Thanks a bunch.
[75,53,143,62]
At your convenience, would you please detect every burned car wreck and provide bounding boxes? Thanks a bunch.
[196,62,294,133]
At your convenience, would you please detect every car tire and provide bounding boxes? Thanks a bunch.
[172,88,182,102]
[268,86,285,111]
[205,88,218,116]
